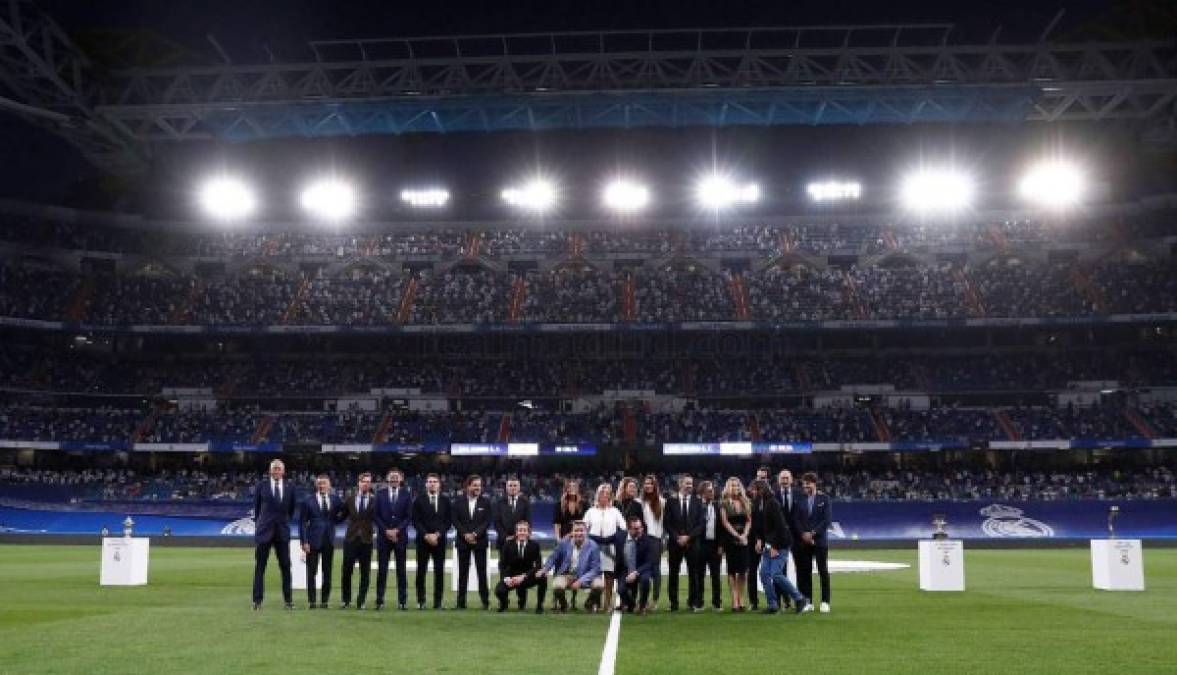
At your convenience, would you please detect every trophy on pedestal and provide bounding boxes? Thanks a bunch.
[123,516,135,540]
[932,513,948,540]
[1107,505,1119,538]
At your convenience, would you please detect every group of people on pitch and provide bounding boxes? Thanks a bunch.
[251,460,832,616]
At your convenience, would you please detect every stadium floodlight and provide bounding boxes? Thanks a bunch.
[198,176,256,221]
[300,178,357,222]
[807,180,862,202]
[1018,161,1085,209]
[400,188,450,208]
[900,169,974,213]
[501,179,557,212]
[602,179,650,213]
[695,174,760,210]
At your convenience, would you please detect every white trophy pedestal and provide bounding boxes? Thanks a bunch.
[450,543,498,592]
[1091,539,1145,591]
[290,540,325,591]
[918,539,965,591]
[100,537,150,586]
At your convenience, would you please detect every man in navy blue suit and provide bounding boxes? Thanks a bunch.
[793,472,832,613]
[298,473,340,609]
[252,459,297,610]
[616,516,657,614]
[374,467,413,610]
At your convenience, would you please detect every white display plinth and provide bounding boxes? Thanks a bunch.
[450,543,498,592]
[100,537,150,586]
[1091,539,1145,591]
[918,539,965,591]
[290,540,325,591]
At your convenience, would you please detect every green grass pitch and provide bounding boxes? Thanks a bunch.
[1,545,1175,674]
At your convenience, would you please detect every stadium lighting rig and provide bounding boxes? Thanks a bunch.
[501,179,558,213]
[695,174,760,210]
[807,180,862,202]
[400,188,450,208]
[1018,161,1085,209]
[900,169,975,214]
[602,178,650,213]
[300,178,357,222]
[197,176,257,222]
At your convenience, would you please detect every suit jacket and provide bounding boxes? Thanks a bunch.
[616,534,657,578]
[493,495,532,546]
[452,494,492,550]
[374,486,413,549]
[793,492,832,547]
[543,538,602,587]
[298,491,341,550]
[759,497,793,551]
[340,490,377,545]
[411,491,452,544]
[663,494,705,542]
[253,478,296,545]
[776,486,804,539]
[498,538,543,579]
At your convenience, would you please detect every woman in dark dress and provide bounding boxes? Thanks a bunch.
[720,476,752,612]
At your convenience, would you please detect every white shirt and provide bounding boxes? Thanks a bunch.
[584,506,625,538]
[318,492,330,513]
[467,496,478,519]
[641,498,665,538]
[356,492,369,511]
[703,500,716,540]
[271,479,282,501]
[388,487,399,503]
[569,542,581,571]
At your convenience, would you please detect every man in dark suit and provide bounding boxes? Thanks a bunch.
[696,481,724,611]
[776,469,803,608]
[663,475,704,611]
[451,474,492,610]
[793,472,832,613]
[374,467,412,610]
[252,459,297,610]
[298,473,340,609]
[412,473,451,610]
[339,472,376,610]
[493,476,531,552]
[616,516,657,614]
[747,465,772,610]
[751,479,809,615]
[494,520,547,613]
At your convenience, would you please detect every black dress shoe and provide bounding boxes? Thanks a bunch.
[794,600,809,615]
[308,603,317,610]
[535,607,544,615]
[398,603,407,611]
[417,603,426,610]
[433,603,443,610]
[482,603,490,611]
[251,602,261,611]
[497,605,507,613]
[356,604,365,611]
[319,602,328,609]
[375,603,384,611]
[284,603,295,610]
[340,602,351,610]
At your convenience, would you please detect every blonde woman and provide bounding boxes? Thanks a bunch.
[583,483,626,612]
[720,477,753,612]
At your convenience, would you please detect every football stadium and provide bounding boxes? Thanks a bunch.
[1,0,1176,673]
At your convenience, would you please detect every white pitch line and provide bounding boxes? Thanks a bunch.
[598,608,622,675]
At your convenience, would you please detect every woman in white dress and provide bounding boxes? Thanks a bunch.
[640,474,666,610]
[583,483,626,612]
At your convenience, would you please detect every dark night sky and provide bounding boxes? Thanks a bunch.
[1,0,1166,215]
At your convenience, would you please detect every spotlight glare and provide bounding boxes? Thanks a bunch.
[900,169,974,213]
[198,176,256,221]
[400,188,450,208]
[695,175,760,209]
[502,179,557,212]
[807,181,862,202]
[603,179,650,213]
[300,178,357,222]
[1019,161,1085,209]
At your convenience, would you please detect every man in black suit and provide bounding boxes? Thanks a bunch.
[493,476,531,553]
[374,468,413,610]
[696,480,724,611]
[776,469,803,608]
[616,516,657,614]
[794,472,832,613]
[494,520,546,613]
[252,459,297,610]
[339,472,376,610]
[747,465,772,610]
[412,473,451,610]
[663,475,704,611]
[451,474,492,610]
[298,473,340,609]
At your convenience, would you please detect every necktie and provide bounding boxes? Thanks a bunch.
[625,538,636,571]
[511,497,516,511]
[808,495,814,515]
[321,495,328,514]
[360,494,367,511]
[681,497,687,519]
[787,490,792,511]
[391,488,397,503]
[518,542,524,560]
[431,495,437,513]
[274,480,281,502]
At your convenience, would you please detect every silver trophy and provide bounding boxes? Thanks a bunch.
[123,516,135,539]
[932,513,948,540]
[1107,505,1119,539]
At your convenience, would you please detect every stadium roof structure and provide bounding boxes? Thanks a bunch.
[1,0,1175,175]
